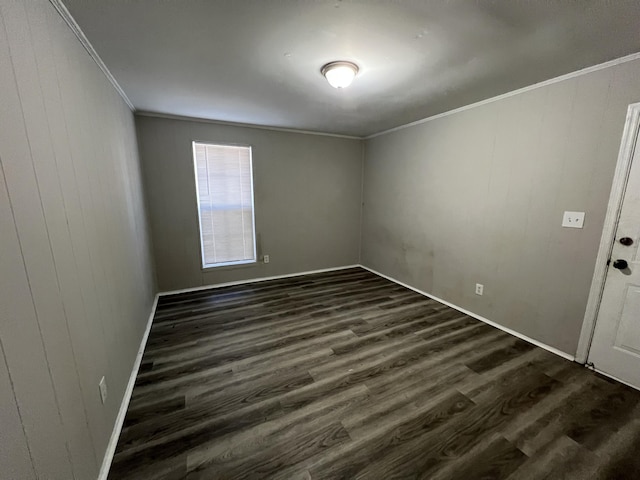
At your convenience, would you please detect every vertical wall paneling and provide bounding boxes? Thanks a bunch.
[0,167,38,480]
[0,3,76,477]
[7,2,103,477]
[43,1,111,461]
[0,0,156,476]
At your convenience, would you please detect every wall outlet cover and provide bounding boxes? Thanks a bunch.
[562,211,585,228]
[263,254,270,264]
[475,283,484,295]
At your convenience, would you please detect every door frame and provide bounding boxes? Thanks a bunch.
[576,102,640,364]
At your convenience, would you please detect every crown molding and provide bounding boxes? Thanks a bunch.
[49,0,135,111]
[135,111,364,140]
[366,51,640,140]
[47,1,640,141]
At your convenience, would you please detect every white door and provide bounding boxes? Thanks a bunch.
[588,109,640,389]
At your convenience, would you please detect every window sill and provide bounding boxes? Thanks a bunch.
[201,260,258,272]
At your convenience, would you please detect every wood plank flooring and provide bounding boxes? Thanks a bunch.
[109,267,640,479]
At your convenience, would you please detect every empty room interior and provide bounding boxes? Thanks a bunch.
[3,0,640,479]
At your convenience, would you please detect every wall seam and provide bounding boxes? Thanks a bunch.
[0,158,38,478]
[358,139,365,264]
[0,8,76,474]
[72,50,118,401]
[26,4,99,470]
[47,11,105,458]
[132,116,159,295]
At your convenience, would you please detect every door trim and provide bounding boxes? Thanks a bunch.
[576,102,640,364]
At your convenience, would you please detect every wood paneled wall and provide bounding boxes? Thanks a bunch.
[0,1,156,478]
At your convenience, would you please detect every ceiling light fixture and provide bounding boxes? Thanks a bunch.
[321,61,359,89]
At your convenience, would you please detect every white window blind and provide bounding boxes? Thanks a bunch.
[193,142,256,268]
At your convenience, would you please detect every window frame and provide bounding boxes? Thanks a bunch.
[192,140,257,270]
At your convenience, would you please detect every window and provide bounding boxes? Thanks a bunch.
[193,142,256,268]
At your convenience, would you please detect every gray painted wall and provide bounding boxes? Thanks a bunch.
[136,115,363,291]
[361,58,640,356]
[0,1,155,478]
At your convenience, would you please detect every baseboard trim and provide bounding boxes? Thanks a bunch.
[158,265,361,297]
[97,293,159,480]
[593,367,640,392]
[359,265,575,362]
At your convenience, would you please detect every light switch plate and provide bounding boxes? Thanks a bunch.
[562,211,585,229]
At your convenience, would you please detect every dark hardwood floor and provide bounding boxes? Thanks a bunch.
[109,267,640,479]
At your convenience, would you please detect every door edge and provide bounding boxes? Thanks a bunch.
[576,102,640,364]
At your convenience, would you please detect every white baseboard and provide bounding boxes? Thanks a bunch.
[97,293,159,480]
[359,264,575,362]
[593,367,640,391]
[159,265,361,297]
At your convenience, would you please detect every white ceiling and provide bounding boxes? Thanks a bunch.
[63,0,640,137]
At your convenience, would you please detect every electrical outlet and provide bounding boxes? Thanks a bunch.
[562,211,585,228]
[475,283,484,296]
[99,376,108,404]
[263,254,270,264]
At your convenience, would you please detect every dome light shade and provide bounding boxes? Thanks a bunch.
[321,61,359,89]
